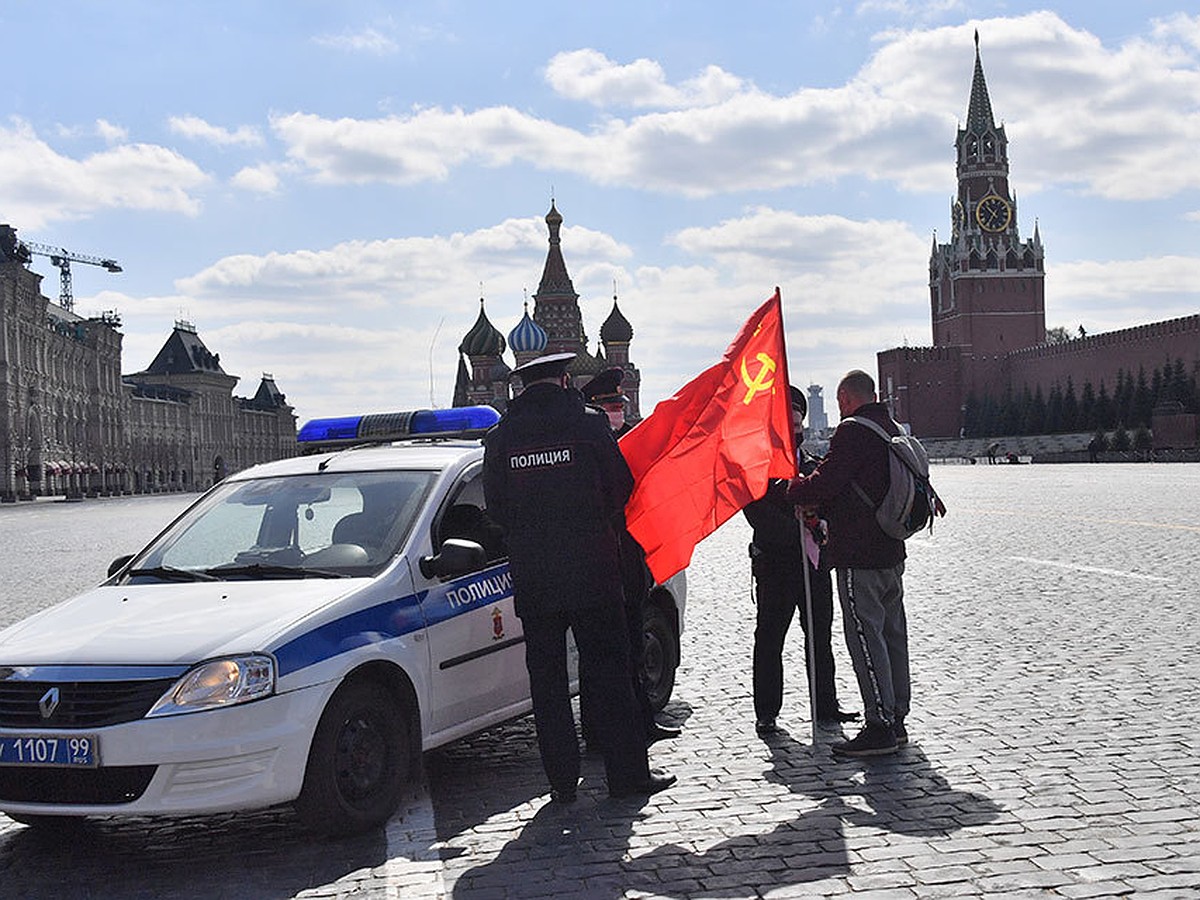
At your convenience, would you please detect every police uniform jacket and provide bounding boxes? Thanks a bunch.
[786,401,905,570]
[483,383,634,618]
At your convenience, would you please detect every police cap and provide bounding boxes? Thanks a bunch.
[582,366,628,403]
[789,385,807,421]
[511,352,575,384]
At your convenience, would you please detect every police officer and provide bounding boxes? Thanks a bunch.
[579,367,681,747]
[483,353,675,802]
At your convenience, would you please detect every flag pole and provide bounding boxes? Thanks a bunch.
[772,286,817,743]
[800,502,819,745]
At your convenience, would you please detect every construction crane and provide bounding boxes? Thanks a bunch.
[18,240,122,313]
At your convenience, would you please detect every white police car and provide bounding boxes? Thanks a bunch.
[0,407,685,835]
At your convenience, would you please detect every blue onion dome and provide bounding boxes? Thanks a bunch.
[458,298,507,356]
[508,302,548,354]
[601,298,633,342]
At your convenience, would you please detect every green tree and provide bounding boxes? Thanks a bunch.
[1096,381,1115,429]
[1133,425,1153,452]
[1046,383,1064,433]
[1133,366,1152,427]
[1028,384,1047,434]
[1112,370,1127,425]
[1063,377,1079,432]
[1046,325,1071,344]
[1079,380,1096,431]
[1110,424,1131,452]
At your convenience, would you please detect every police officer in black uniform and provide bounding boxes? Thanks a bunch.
[743,386,857,734]
[482,353,675,802]
[578,367,681,747]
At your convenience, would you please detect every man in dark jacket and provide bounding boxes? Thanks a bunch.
[578,367,681,747]
[482,353,675,801]
[788,370,909,756]
[744,386,856,735]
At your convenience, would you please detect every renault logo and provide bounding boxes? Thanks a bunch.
[39,687,60,719]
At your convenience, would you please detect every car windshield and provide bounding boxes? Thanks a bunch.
[124,470,436,582]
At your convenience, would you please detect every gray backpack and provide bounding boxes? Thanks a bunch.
[844,416,946,540]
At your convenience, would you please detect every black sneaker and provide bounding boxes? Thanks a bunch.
[831,723,898,757]
[755,718,780,735]
[894,719,908,745]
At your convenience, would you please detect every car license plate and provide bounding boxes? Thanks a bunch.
[0,734,98,768]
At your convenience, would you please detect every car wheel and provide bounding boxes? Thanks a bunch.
[296,679,413,836]
[641,601,678,712]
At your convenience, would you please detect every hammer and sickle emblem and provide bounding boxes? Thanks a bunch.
[740,352,777,405]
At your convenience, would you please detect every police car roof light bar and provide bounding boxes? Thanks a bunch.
[297,405,500,448]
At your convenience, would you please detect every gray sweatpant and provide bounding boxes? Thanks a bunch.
[837,563,910,728]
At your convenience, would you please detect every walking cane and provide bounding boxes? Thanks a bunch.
[799,519,819,745]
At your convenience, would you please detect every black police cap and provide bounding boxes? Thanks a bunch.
[582,366,628,403]
[511,352,575,384]
[789,385,807,420]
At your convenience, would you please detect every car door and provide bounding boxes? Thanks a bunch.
[418,463,530,735]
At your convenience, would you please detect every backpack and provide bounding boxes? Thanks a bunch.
[844,416,947,540]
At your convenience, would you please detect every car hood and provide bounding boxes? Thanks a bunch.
[0,579,368,666]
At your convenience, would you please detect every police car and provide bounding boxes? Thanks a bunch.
[0,407,685,835]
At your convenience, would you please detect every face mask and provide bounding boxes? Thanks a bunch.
[606,410,626,431]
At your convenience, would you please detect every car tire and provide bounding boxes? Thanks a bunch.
[641,601,679,712]
[296,679,413,836]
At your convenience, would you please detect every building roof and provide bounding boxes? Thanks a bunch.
[142,321,227,375]
[600,298,633,342]
[458,298,507,356]
[965,31,996,134]
[508,302,548,353]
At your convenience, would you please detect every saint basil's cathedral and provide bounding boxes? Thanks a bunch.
[452,201,642,423]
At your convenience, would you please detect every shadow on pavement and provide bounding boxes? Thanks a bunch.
[0,807,390,900]
[615,728,1005,897]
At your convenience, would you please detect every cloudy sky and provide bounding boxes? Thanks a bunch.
[4,1,1200,424]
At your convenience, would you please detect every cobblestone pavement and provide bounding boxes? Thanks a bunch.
[1,465,1198,899]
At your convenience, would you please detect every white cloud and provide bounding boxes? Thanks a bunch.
[312,27,399,55]
[95,119,128,144]
[230,164,281,193]
[260,14,1200,203]
[0,118,210,230]
[167,115,264,148]
[129,209,930,419]
[544,49,747,109]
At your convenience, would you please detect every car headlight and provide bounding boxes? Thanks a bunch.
[147,654,276,717]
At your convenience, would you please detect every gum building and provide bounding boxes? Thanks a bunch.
[0,224,296,500]
[877,35,1200,438]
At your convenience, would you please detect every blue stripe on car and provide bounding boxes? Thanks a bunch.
[274,592,427,676]
[273,563,514,676]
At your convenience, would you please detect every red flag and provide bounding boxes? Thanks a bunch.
[620,289,796,583]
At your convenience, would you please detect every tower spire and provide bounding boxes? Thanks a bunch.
[966,31,995,133]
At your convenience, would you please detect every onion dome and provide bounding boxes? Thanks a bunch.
[458,298,506,357]
[508,302,548,354]
[600,298,633,343]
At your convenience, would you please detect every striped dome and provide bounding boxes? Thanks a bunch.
[508,304,548,354]
[458,299,506,357]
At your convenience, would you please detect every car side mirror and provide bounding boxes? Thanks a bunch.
[419,538,486,579]
[108,554,134,578]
